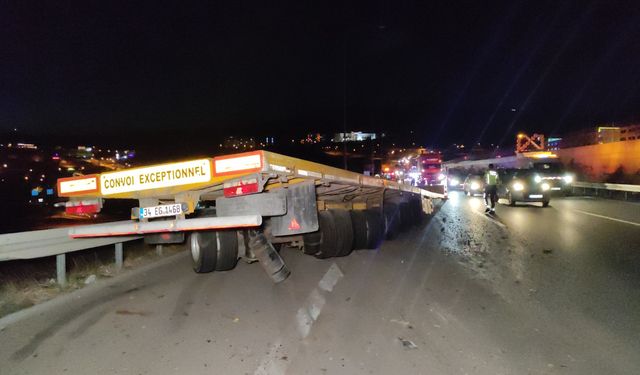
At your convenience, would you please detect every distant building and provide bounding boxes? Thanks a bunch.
[15,143,38,150]
[222,136,256,151]
[596,126,621,144]
[547,137,562,150]
[71,146,94,159]
[560,124,640,148]
[619,124,640,141]
[332,131,378,142]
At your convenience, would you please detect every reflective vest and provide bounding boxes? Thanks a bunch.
[485,170,498,185]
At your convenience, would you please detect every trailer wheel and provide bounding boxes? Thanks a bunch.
[189,231,217,273]
[189,230,238,273]
[365,209,385,249]
[214,231,239,271]
[350,210,369,250]
[312,211,340,259]
[410,199,423,224]
[383,203,401,240]
[398,202,414,230]
[331,210,354,257]
[303,210,329,255]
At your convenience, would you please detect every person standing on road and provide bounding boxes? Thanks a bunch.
[484,164,500,213]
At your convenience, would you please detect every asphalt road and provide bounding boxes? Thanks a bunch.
[1,193,639,374]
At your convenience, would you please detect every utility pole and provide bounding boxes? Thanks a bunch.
[342,38,348,170]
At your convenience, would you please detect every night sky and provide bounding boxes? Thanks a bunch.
[2,1,640,149]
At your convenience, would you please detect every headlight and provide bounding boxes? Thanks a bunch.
[470,181,480,190]
[512,182,524,191]
[541,182,550,191]
[450,178,459,186]
[563,175,573,184]
[534,175,542,183]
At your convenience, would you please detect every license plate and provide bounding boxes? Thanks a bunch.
[139,203,184,219]
[551,187,561,191]
[529,194,543,199]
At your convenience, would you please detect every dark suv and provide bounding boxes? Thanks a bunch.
[497,169,551,207]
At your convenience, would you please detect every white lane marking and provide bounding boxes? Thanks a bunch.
[296,306,314,339]
[307,288,326,321]
[295,263,343,338]
[318,263,344,292]
[255,263,344,375]
[573,209,640,227]
[471,209,507,228]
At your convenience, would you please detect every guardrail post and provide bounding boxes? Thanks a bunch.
[156,244,163,256]
[56,254,66,287]
[115,242,123,272]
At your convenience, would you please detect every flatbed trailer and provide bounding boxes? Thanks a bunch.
[57,150,444,282]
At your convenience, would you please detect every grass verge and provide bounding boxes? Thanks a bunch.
[0,240,185,318]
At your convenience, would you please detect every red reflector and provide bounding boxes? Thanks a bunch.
[288,218,301,231]
[223,181,260,197]
[66,204,100,214]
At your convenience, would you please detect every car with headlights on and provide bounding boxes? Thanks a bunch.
[497,169,551,207]
[462,173,485,196]
[447,171,465,190]
[532,161,574,194]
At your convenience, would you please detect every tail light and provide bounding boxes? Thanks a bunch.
[65,199,102,214]
[223,178,261,197]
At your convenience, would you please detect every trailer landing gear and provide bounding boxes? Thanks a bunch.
[248,230,291,283]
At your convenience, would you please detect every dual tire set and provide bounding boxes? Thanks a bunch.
[188,199,424,273]
[189,230,239,273]
[302,200,423,258]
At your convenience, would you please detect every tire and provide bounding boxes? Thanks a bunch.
[188,230,238,273]
[542,200,550,207]
[398,202,413,230]
[383,203,401,240]
[350,210,369,250]
[189,231,218,273]
[407,199,422,225]
[507,192,516,207]
[313,211,340,259]
[303,210,330,255]
[331,210,354,257]
[214,231,239,271]
[365,209,385,249]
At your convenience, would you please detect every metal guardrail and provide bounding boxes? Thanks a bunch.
[572,181,640,193]
[0,223,141,287]
[572,181,640,201]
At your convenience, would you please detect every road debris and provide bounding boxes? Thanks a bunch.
[398,338,418,350]
[390,319,411,327]
[84,275,97,285]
